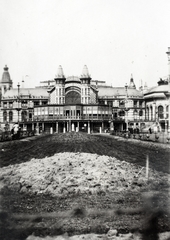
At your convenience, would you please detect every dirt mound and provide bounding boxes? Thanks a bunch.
[0,152,169,196]
[26,230,170,240]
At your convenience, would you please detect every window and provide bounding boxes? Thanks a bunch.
[119,110,125,117]
[21,111,27,121]
[34,101,39,106]
[3,102,7,108]
[3,111,7,122]
[133,110,138,120]
[134,100,137,108]
[9,102,13,108]
[119,100,125,107]
[139,110,143,116]
[166,105,169,119]
[158,106,164,119]
[22,101,27,108]
[9,111,13,122]
[139,101,143,108]
[150,106,153,120]
[146,107,149,120]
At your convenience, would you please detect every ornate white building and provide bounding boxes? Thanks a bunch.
[1,46,170,134]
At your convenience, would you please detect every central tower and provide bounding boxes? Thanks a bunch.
[80,65,91,104]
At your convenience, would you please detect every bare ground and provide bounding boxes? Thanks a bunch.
[0,132,170,240]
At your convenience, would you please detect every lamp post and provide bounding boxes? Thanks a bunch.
[16,82,21,125]
[125,83,129,132]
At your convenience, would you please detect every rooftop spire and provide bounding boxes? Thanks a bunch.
[81,65,90,78]
[1,65,12,84]
[56,65,65,78]
[128,74,136,89]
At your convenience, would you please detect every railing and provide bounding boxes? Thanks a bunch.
[32,115,111,121]
[110,130,170,144]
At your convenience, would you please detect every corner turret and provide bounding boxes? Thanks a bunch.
[80,65,91,85]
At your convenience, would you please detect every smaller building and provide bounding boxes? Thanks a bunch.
[144,79,170,132]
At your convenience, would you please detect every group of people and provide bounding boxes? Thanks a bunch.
[11,123,21,139]
[128,127,140,134]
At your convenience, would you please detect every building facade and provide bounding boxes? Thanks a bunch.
[144,79,170,132]
[1,52,170,134]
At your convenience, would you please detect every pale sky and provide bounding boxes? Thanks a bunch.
[0,0,170,89]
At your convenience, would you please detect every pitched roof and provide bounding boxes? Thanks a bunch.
[98,86,143,98]
[3,87,49,98]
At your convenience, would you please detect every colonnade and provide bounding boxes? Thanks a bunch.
[30,120,107,134]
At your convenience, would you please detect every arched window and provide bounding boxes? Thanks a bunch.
[9,111,13,122]
[119,110,125,117]
[3,111,7,122]
[150,106,153,120]
[21,111,27,121]
[133,110,138,120]
[146,107,149,120]
[158,106,164,119]
[139,110,143,116]
[65,91,81,104]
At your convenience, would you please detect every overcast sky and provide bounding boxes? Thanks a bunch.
[0,0,170,89]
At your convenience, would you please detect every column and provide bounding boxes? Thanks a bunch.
[88,121,90,134]
[36,122,39,135]
[77,121,79,132]
[32,123,34,131]
[67,121,69,132]
[152,103,156,121]
[63,122,66,133]
[102,121,104,132]
[42,122,44,131]
[72,123,75,131]
[110,121,114,131]
[69,120,71,132]
[56,122,58,133]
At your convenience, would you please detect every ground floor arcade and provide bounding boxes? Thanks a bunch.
[18,120,110,134]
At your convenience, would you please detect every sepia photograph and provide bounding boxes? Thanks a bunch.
[0,0,170,239]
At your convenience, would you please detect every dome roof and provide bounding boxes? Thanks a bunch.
[1,65,12,83]
[65,76,81,83]
[144,84,169,94]
[144,82,170,99]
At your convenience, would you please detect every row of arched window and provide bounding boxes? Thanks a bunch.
[146,105,169,120]
[3,111,28,122]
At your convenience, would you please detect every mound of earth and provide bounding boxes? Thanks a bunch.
[1,152,169,196]
[25,231,170,240]
[0,133,170,240]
